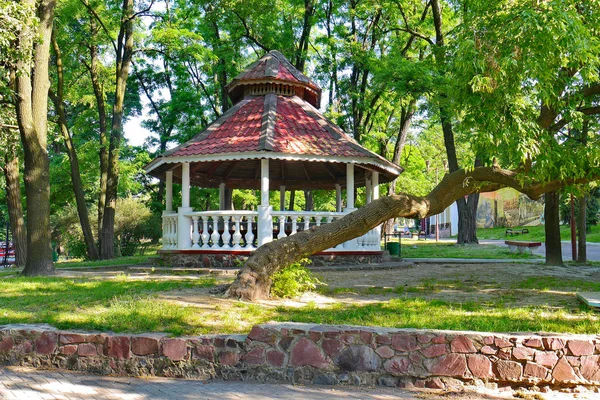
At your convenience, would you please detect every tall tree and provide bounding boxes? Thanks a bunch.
[49,33,99,260]
[99,0,136,259]
[15,0,56,275]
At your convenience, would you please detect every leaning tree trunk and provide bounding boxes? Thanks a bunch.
[577,193,587,263]
[15,0,56,276]
[3,152,27,267]
[544,191,563,266]
[226,166,579,300]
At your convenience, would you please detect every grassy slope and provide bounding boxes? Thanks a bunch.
[397,241,542,259]
[475,225,600,242]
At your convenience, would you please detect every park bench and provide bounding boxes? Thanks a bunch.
[505,240,542,254]
[411,230,427,240]
[505,228,529,237]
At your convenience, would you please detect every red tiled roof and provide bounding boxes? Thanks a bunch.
[168,95,370,159]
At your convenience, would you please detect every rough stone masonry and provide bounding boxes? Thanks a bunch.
[1,323,600,390]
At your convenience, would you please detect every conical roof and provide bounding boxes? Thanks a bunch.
[145,51,403,190]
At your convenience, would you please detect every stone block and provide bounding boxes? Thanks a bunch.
[512,347,535,361]
[77,343,97,357]
[60,345,77,355]
[322,339,343,358]
[467,354,493,379]
[309,331,322,342]
[450,336,476,353]
[495,360,522,381]
[195,345,215,361]
[131,337,159,356]
[376,335,391,345]
[376,346,395,359]
[0,337,13,352]
[523,338,543,349]
[391,334,419,352]
[425,377,445,389]
[481,345,496,355]
[552,357,578,383]
[432,335,446,344]
[278,336,294,352]
[421,344,447,358]
[266,349,285,367]
[104,336,130,360]
[335,345,381,372]
[384,355,411,375]
[580,355,600,382]
[34,332,57,355]
[568,340,594,356]
[483,336,494,345]
[417,334,434,344]
[543,338,565,350]
[497,348,511,360]
[162,338,188,361]
[494,338,513,348]
[429,354,467,377]
[219,351,240,366]
[535,351,558,368]
[360,331,373,344]
[59,333,87,345]
[290,338,329,369]
[241,346,265,365]
[523,362,549,381]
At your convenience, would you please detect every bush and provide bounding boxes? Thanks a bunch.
[271,259,323,298]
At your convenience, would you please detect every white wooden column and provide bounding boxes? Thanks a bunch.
[165,170,173,212]
[344,164,357,249]
[178,162,192,249]
[219,183,226,210]
[365,177,372,204]
[181,162,190,208]
[372,171,379,200]
[258,158,273,246]
[279,185,286,211]
[335,184,342,213]
[345,164,355,210]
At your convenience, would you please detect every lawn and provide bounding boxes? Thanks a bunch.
[475,224,600,243]
[0,261,598,336]
[396,241,542,259]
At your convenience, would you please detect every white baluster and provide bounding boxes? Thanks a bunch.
[162,218,168,249]
[232,216,242,249]
[245,217,255,248]
[291,217,298,235]
[316,215,322,227]
[210,216,221,248]
[169,218,177,249]
[222,216,232,248]
[201,216,210,249]
[278,216,286,239]
[304,215,311,231]
[191,216,200,249]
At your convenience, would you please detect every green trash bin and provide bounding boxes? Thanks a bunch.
[386,241,400,256]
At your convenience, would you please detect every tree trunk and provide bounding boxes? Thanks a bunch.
[86,14,109,239]
[455,195,479,244]
[304,190,314,211]
[577,193,587,263]
[226,165,582,300]
[15,0,56,276]
[544,191,563,266]
[99,0,135,259]
[2,152,27,267]
[51,35,99,260]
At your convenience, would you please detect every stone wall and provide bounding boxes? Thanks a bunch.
[157,251,388,269]
[1,323,600,390]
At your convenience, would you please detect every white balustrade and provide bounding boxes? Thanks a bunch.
[162,209,381,253]
[161,213,178,249]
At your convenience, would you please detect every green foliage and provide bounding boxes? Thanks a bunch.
[271,259,323,298]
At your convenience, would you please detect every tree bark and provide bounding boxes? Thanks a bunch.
[577,193,587,263]
[544,191,563,266]
[15,0,56,276]
[99,0,135,259]
[87,16,109,240]
[2,151,27,267]
[227,165,585,300]
[50,35,99,260]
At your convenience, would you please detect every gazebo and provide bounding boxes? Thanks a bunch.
[145,51,403,263]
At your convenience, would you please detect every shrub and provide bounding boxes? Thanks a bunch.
[271,259,323,298]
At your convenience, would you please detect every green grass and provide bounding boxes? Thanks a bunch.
[55,247,159,269]
[398,242,542,259]
[0,273,598,335]
[475,225,600,243]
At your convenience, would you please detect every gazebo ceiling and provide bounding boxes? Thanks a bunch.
[145,50,403,189]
